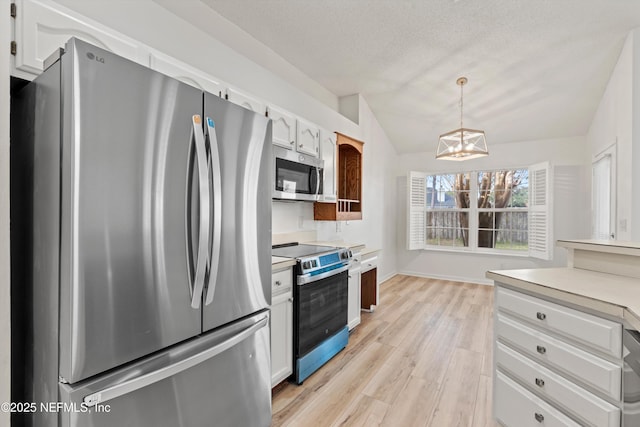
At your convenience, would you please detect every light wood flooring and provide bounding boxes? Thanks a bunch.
[271,274,499,427]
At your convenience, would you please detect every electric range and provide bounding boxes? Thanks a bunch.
[271,243,352,384]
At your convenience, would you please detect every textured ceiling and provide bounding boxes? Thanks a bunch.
[180,0,640,153]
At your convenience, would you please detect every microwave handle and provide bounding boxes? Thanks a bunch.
[315,167,320,198]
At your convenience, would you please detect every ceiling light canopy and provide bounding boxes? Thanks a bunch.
[436,77,488,161]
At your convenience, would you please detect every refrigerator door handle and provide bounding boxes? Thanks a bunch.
[190,115,210,309]
[83,313,269,407]
[203,117,222,306]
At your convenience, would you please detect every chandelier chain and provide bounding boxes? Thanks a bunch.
[460,82,463,129]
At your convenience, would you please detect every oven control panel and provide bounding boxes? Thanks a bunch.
[298,248,352,276]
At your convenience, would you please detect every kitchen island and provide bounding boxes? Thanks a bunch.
[487,239,640,427]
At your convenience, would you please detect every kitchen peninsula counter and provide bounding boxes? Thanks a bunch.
[487,239,640,426]
[487,239,640,330]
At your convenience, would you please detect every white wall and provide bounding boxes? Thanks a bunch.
[587,29,640,241]
[46,0,399,281]
[315,95,399,282]
[53,0,359,138]
[1,2,11,424]
[396,137,590,284]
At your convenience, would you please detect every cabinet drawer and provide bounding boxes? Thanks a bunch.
[495,371,582,427]
[496,342,620,427]
[360,255,378,273]
[272,268,292,295]
[497,314,621,400]
[497,287,622,358]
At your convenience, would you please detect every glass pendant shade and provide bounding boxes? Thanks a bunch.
[436,127,488,160]
[436,77,488,161]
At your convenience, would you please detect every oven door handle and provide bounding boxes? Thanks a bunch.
[297,264,349,285]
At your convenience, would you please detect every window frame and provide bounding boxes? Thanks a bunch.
[407,163,551,259]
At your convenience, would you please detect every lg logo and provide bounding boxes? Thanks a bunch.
[86,52,105,64]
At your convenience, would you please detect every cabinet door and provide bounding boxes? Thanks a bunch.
[268,106,297,150]
[226,87,267,115]
[296,119,320,157]
[348,257,362,330]
[361,254,378,310]
[319,129,337,201]
[14,0,149,76]
[150,51,224,97]
[270,292,293,387]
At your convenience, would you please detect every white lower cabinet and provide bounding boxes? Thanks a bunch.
[271,267,293,387]
[497,313,621,400]
[494,284,624,427]
[497,343,620,427]
[347,252,361,330]
[496,371,582,427]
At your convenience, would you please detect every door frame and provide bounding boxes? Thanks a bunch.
[592,143,617,239]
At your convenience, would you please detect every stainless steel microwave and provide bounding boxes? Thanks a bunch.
[273,146,324,201]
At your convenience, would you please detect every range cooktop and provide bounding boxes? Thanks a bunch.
[272,243,339,259]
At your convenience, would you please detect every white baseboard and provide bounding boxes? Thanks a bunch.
[397,270,493,286]
[378,271,398,284]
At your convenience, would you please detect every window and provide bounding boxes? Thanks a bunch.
[407,162,552,259]
[425,173,470,248]
[477,169,528,251]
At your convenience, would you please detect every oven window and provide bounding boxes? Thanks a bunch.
[295,270,348,356]
[276,158,313,194]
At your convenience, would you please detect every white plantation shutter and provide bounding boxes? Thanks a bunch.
[407,171,427,250]
[528,162,552,260]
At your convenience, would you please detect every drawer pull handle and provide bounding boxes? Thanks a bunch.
[535,378,545,387]
[536,345,546,355]
[534,412,544,423]
[536,312,546,320]
[275,280,281,286]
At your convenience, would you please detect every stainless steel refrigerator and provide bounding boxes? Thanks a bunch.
[10,38,272,427]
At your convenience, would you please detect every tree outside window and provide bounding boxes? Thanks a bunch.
[424,169,529,252]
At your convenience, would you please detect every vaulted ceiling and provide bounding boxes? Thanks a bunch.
[163,0,640,154]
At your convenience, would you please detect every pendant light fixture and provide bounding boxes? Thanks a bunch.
[436,77,488,161]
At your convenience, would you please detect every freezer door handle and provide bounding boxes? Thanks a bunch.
[83,313,269,407]
[189,115,210,309]
[203,117,222,306]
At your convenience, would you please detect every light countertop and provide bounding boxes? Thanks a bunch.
[557,239,640,256]
[487,267,640,330]
[360,247,380,258]
[271,256,296,270]
[271,241,380,268]
[307,240,367,252]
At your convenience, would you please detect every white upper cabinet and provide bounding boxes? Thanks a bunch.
[13,0,149,76]
[267,106,297,150]
[319,129,337,201]
[226,87,267,116]
[150,51,224,97]
[296,118,320,157]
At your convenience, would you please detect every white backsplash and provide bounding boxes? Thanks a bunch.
[272,200,316,234]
